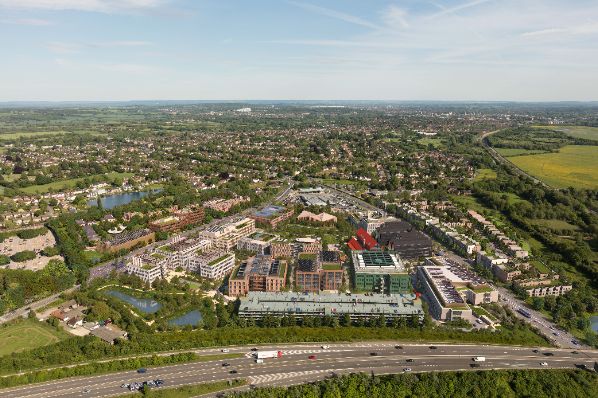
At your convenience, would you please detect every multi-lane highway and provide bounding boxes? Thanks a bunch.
[1,342,596,398]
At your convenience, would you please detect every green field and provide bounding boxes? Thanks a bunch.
[0,131,72,140]
[509,145,598,189]
[20,172,134,194]
[0,320,66,356]
[2,174,21,182]
[534,125,598,141]
[418,137,443,148]
[530,219,579,231]
[473,168,497,182]
[496,148,547,157]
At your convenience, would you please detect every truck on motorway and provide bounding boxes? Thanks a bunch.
[256,350,283,359]
[472,357,486,362]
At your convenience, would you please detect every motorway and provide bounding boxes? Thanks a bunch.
[1,342,596,398]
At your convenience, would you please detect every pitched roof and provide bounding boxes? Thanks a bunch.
[347,237,363,251]
[356,228,378,250]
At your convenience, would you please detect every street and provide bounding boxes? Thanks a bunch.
[0,342,595,398]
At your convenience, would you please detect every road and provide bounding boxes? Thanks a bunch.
[0,342,595,398]
[496,287,587,349]
[0,285,80,325]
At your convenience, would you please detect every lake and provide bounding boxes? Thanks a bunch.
[169,310,203,326]
[105,290,162,314]
[88,189,162,210]
[591,316,598,333]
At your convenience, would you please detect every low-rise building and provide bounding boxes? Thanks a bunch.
[188,251,235,279]
[126,255,165,283]
[202,217,255,250]
[236,231,278,254]
[149,206,205,233]
[238,291,424,324]
[376,220,433,260]
[297,210,337,224]
[527,285,573,297]
[100,229,155,253]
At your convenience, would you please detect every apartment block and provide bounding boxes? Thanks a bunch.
[228,255,287,296]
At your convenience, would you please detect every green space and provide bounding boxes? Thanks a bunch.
[535,125,598,141]
[530,219,579,231]
[115,380,245,398]
[473,168,497,182]
[82,250,102,263]
[418,137,443,148]
[471,306,497,321]
[322,263,342,270]
[2,174,21,182]
[509,145,598,189]
[0,319,67,357]
[0,131,72,140]
[234,370,598,398]
[496,148,548,157]
[20,172,134,194]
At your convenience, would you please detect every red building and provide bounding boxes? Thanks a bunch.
[356,228,378,250]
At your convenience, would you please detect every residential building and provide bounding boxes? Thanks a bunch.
[238,291,424,323]
[188,251,235,279]
[149,206,205,233]
[270,237,322,259]
[352,250,410,294]
[228,255,287,296]
[527,285,573,297]
[236,231,278,254]
[202,216,255,250]
[100,229,155,253]
[126,255,165,283]
[203,196,249,213]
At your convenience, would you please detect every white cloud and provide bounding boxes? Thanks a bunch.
[46,40,152,54]
[1,17,53,25]
[46,41,81,54]
[522,22,598,37]
[426,0,493,19]
[98,63,158,73]
[382,5,409,29]
[0,0,166,13]
[287,1,378,30]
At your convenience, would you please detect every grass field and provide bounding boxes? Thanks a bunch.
[0,131,72,140]
[2,174,21,182]
[20,172,134,194]
[496,148,548,157]
[509,145,598,189]
[534,125,598,141]
[530,219,579,231]
[473,168,497,182]
[418,137,443,148]
[0,319,66,356]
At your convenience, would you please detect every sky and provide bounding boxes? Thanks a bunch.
[0,0,597,101]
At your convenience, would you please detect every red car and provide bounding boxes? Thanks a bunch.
[308,355,316,360]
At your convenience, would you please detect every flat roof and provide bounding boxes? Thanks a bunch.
[352,251,404,273]
[239,291,423,317]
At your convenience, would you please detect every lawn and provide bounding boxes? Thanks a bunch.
[20,172,134,194]
[0,319,66,356]
[509,145,598,189]
[534,125,598,141]
[496,148,547,157]
[473,168,497,182]
[530,219,579,231]
[418,137,443,148]
[0,131,71,140]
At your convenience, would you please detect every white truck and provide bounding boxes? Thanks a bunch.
[472,357,486,362]
[256,350,283,360]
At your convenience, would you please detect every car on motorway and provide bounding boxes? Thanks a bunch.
[403,368,412,372]
[221,348,230,353]
[321,345,330,349]
[250,348,258,351]
[532,349,539,353]
[155,380,164,387]
[255,358,264,364]
[540,362,548,366]
[229,369,238,374]
[370,352,379,356]
[395,345,403,349]
[308,355,317,360]
[120,384,129,388]
[222,362,230,367]
[406,359,414,362]
[82,389,91,394]
[137,368,147,373]
[543,352,555,356]
[429,346,437,350]
[572,351,579,355]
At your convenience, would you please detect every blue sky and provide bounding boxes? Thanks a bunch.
[1,0,597,101]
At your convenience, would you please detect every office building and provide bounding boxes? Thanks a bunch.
[351,250,410,294]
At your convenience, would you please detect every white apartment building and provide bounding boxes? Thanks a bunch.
[126,256,165,284]
[188,251,235,279]
[202,217,255,250]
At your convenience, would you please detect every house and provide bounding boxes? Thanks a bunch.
[90,324,128,344]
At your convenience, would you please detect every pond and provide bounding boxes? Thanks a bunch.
[88,189,162,210]
[168,310,203,327]
[105,290,162,314]
[591,316,598,333]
